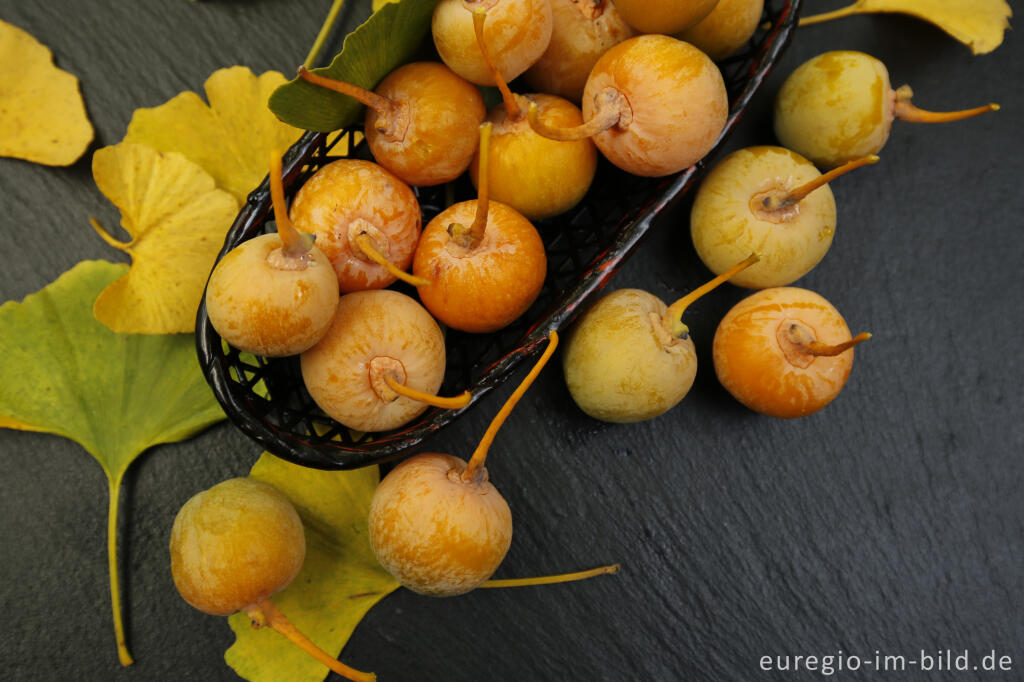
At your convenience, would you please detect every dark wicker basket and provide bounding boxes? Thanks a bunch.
[196,0,803,470]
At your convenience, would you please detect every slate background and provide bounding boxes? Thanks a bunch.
[0,1,1021,681]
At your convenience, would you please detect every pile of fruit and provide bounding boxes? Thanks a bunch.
[185,0,999,678]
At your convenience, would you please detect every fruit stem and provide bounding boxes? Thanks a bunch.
[107,471,133,666]
[480,563,620,588]
[383,375,472,410]
[527,87,626,141]
[662,254,759,338]
[246,598,376,682]
[472,7,520,120]
[767,155,879,209]
[796,0,864,27]
[297,66,401,132]
[269,151,315,261]
[449,122,493,250]
[893,85,999,124]
[354,233,431,287]
[787,327,872,357]
[463,331,559,482]
[303,0,347,68]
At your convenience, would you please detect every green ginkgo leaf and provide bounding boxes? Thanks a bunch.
[269,0,441,132]
[0,260,225,666]
[225,452,399,682]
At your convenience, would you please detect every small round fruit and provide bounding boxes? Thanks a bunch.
[563,289,696,423]
[677,0,764,61]
[205,233,339,357]
[469,93,597,220]
[532,34,728,177]
[301,289,446,433]
[432,0,553,86]
[691,145,843,289]
[523,0,634,103]
[413,199,546,333]
[170,478,305,617]
[368,452,512,597]
[774,50,999,169]
[713,286,870,418]
[289,159,421,293]
[615,0,719,34]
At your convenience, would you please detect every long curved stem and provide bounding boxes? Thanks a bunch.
[247,598,376,682]
[768,155,879,209]
[297,66,396,118]
[527,94,621,142]
[894,95,999,124]
[480,563,620,588]
[107,471,133,666]
[304,0,347,68]
[270,151,314,260]
[463,331,559,482]
[449,122,493,249]
[472,8,520,120]
[383,375,471,409]
[662,254,759,338]
[353,234,431,287]
[789,328,872,357]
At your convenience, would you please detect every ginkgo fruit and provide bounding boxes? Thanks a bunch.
[562,255,758,422]
[713,287,871,418]
[301,289,469,433]
[297,62,485,187]
[774,50,998,169]
[368,332,560,596]
[170,477,375,682]
[205,152,339,357]
[691,146,878,288]
[289,159,424,292]
[528,34,728,177]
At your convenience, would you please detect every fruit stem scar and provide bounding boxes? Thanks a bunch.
[761,154,879,211]
[296,66,405,139]
[527,86,630,142]
[383,374,472,409]
[449,122,494,249]
[245,598,377,682]
[472,8,521,120]
[269,150,315,263]
[893,84,1000,124]
[480,563,621,588]
[463,331,559,482]
[354,233,431,287]
[662,253,759,338]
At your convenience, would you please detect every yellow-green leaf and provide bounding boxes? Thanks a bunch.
[800,0,1012,55]
[0,260,225,665]
[124,66,303,202]
[372,0,399,10]
[226,453,399,682]
[90,142,239,334]
[0,19,93,165]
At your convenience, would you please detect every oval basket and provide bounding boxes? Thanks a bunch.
[196,0,803,470]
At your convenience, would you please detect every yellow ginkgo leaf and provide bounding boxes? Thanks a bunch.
[91,142,239,334]
[0,19,93,165]
[799,0,1012,55]
[124,66,303,203]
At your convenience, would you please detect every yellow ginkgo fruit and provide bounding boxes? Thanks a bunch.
[799,0,1012,55]
[0,19,93,165]
[124,66,303,203]
[91,142,239,334]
